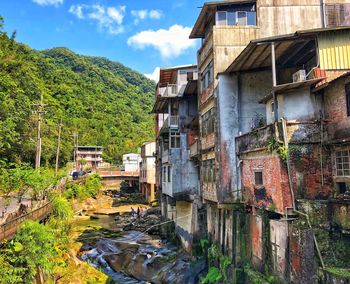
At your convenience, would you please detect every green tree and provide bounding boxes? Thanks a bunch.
[1,221,58,283]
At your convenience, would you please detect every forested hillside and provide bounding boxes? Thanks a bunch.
[0,17,155,166]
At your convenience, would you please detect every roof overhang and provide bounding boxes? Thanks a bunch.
[183,80,198,96]
[159,64,197,87]
[190,0,256,39]
[225,27,350,73]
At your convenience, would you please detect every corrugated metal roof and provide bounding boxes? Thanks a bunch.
[159,64,197,86]
[225,27,350,73]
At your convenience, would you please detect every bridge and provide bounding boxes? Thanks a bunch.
[97,169,139,187]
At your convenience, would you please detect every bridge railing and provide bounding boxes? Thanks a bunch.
[0,202,52,242]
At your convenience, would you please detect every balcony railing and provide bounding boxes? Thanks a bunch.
[159,84,178,97]
[161,116,179,131]
[236,124,275,154]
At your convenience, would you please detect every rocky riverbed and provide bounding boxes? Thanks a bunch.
[72,190,205,283]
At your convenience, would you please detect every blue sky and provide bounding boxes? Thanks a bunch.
[0,0,204,80]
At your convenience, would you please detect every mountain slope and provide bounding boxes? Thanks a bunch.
[0,28,155,165]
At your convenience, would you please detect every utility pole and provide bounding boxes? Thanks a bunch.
[72,132,79,170]
[33,94,46,170]
[55,120,63,176]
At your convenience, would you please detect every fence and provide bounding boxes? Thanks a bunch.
[0,202,52,242]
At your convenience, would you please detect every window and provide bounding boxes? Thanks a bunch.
[168,166,171,182]
[187,71,193,81]
[325,4,350,27]
[337,182,347,194]
[346,84,350,117]
[271,102,274,115]
[170,132,180,148]
[216,11,226,25]
[202,108,215,136]
[201,61,214,91]
[163,166,167,183]
[215,5,256,27]
[336,150,350,176]
[203,159,215,183]
[236,11,248,25]
[254,171,263,186]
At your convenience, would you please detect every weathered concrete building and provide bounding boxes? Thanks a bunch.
[153,65,204,252]
[189,0,350,264]
[75,145,103,169]
[220,27,350,282]
[139,142,156,203]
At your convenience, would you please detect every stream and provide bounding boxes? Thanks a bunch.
[73,206,205,284]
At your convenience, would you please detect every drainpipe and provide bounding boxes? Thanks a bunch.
[271,42,278,122]
[320,0,326,28]
[280,118,325,269]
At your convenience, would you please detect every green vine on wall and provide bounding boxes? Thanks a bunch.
[201,242,232,284]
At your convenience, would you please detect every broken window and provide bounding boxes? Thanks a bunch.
[325,4,350,27]
[335,150,350,176]
[201,61,214,91]
[346,83,350,117]
[254,171,263,186]
[202,108,215,136]
[337,182,348,194]
[203,159,215,183]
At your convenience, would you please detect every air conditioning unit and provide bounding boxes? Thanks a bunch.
[292,70,306,83]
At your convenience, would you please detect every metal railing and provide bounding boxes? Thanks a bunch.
[169,115,179,127]
[159,84,178,97]
[0,202,52,242]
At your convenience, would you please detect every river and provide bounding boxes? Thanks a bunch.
[72,193,205,284]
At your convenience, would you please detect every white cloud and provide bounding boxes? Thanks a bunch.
[131,9,163,24]
[32,0,63,6]
[144,67,160,82]
[127,25,196,59]
[69,4,126,35]
[69,5,85,19]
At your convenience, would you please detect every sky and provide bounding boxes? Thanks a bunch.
[0,0,204,81]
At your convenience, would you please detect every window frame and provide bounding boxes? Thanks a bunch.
[254,170,263,186]
[335,149,350,177]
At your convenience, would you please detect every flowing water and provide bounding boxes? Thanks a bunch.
[74,212,203,284]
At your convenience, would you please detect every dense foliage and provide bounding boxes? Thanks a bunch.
[64,174,102,200]
[0,16,155,166]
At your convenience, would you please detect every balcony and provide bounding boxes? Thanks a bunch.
[236,124,275,154]
[198,34,213,68]
[159,84,178,97]
[161,115,179,131]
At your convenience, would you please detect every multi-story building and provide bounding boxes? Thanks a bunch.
[220,27,350,282]
[139,142,156,203]
[122,153,141,173]
[75,145,103,169]
[189,0,350,259]
[154,65,205,252]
